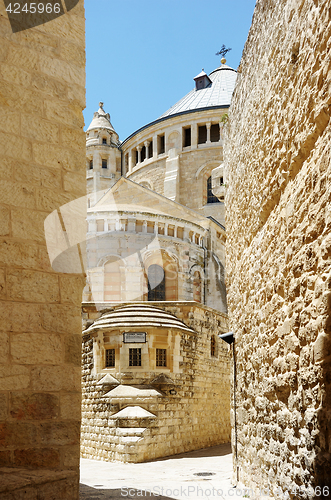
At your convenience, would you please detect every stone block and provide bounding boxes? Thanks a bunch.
[0,207,11,237]
[11,333,63,365]
[38,422,80,446]
[0,422,37,447]
[0,394,8,421]
[41,304,81,334]
[10,393,59,420]
[0,268,6,300]
[0,302,43,333]
[7,270,60,303]
[0,365,30,390]
[0,61,32,88]
[44,100,84,128]
[21,114,60,144]
[31,365,81,392]
[0,180,35,209]
[0,333,9,364]
[64,334,82,366]
[14,448,60,469]
[60,394,81,420]
[59,275,85,306]
[0,240,39,269]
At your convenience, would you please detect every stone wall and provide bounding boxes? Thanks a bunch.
[81,302,231,462]
[0,3,86,499]
[225,0,331,497]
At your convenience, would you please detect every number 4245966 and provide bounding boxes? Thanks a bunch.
[6,3,62,14]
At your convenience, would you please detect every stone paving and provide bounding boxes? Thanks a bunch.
[80,443,247,499]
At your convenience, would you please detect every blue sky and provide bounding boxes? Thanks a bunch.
[84,0,256,140]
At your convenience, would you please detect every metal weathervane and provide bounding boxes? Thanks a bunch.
[216,45,232,59]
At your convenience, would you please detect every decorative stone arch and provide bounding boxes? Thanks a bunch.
[143,249,178,301]
[139,180,153,191]
[100,255,124,302]
[195,161,221,206]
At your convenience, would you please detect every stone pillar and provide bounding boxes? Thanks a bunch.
[192,123,198,149]
[218,122,223,144]
[144,140,150,160]
[128,149,134,173]
[142,221,147,233]
[0,2,86,499]
[206,122,211,144]
[137,146,142,164]
[152,135,158,159]
[127,218,136,233]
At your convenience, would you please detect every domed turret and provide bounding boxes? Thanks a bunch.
[86,102,122,206]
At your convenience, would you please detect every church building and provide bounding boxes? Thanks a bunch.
[81,59,236,462]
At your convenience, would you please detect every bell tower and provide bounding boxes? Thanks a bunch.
[86,102,121,207]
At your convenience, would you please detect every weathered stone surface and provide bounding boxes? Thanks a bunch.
[0,0,86,496]
[11,333,63,365]
[10,393,59,420]
[225,0,331,495]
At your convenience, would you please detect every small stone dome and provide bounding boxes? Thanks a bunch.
[87,102,116,132]
[83,304,194,333]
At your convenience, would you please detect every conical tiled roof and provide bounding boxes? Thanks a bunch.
[159,61,237,118]
[87,102,116,132]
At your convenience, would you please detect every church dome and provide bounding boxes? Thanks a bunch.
[159,60,237,119]
[87,102,116,132]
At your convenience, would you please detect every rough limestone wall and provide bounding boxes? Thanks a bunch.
[81,304,231,462]
[225,0,331,496]
[0,3,85,498]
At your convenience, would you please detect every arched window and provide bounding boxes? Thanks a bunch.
[148,264,165,301]
[104,258,121,302]
[211,335,216,357]
[207,176,220,204]
[193,271,202,302]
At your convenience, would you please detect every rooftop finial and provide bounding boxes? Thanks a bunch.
[216,44,232,65]
[99,102,104,109]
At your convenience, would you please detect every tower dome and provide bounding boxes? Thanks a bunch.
[87,102,116,133]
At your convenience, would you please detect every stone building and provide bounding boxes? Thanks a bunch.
[81,59,236,462]
[0,2,86,499]
[225,0,331,497]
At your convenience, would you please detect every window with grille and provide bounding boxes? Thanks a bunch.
[102,138,107,144]
[102,159,107,169]
[148,264,165,301]
[156,348,167,367]
[129,348,141,366]
[207,176,220,204]
[105,349,115,367]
